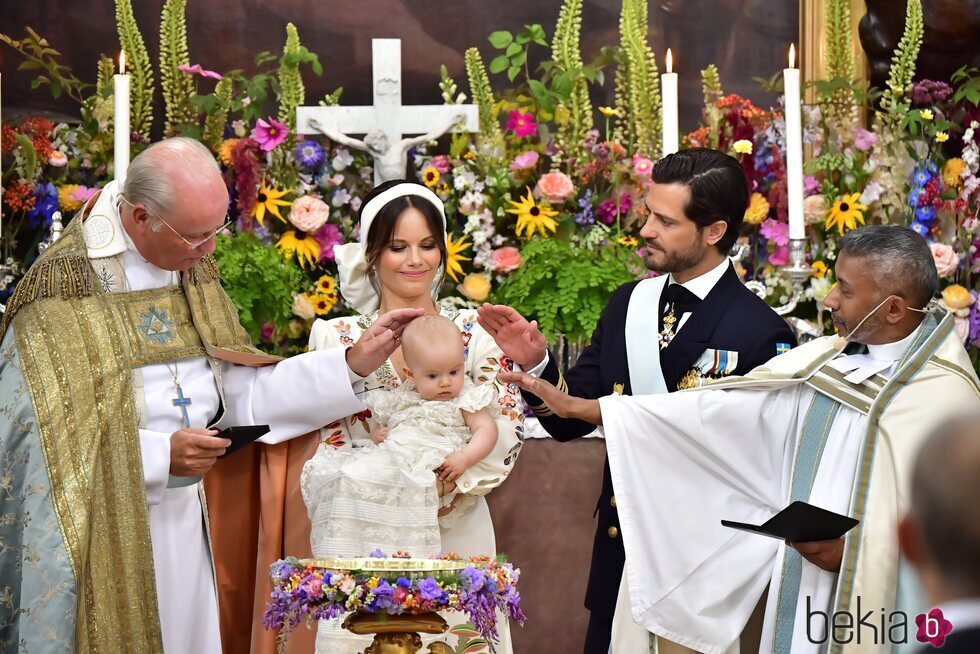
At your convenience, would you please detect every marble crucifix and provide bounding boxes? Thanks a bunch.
[296,38,479,185]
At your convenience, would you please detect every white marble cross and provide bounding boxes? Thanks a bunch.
[297,39,479,185]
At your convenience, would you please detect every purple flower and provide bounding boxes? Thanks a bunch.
[913,168,933,187]
[968,292,980,346]
[272,561,295,581]
[369,549,386,558]
[252,117,289,152]
[575,189,595,226]
[27,182,58,228]
[596,193,632,225]
[803,176,819,196]
[910,221,931,238]
[909,79,953,106]
[178,63,223,80]
[460,566,485,593]
[908,187,927,208]
[418,577,443,601]
[295,140,324,168]
[395,577,411,589]
[915,205,937,224]
[311,223,344,263]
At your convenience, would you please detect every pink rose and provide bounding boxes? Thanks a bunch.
[492,246,522,272]
[854,128,877,152]
[510,151,539,171]
[535,171,574,203]
[288,195,331,233]
[430,155,452,174]
[930,243,960,278]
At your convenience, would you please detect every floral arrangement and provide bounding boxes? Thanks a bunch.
[262,553,524,652]
[2,0,978,370]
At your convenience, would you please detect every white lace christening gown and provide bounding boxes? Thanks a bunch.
[301,377,495,559]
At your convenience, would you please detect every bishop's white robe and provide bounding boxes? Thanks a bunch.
[599,314,980,654]
[83,183,365,653]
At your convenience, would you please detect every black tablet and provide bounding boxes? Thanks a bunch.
[217,425,270,458]
[721,501,859,542]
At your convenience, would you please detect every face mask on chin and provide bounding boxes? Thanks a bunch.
[834,294,934,348]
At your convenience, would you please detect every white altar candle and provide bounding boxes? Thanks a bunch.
[783,44,805,240]
[661,48,679,156]
[114,51,131,186]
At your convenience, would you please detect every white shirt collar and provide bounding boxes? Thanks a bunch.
[666,257,730,300]
[826,327,920,383]
[82,180,130,258]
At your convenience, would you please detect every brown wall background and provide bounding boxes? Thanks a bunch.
[2,1,797,135]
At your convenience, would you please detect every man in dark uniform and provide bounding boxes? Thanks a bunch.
[478,147,796,653]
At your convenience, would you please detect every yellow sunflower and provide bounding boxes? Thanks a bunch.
[824,192,868,235]
[445,232,472,282]
[311,291,338,316]
[435,181,451,197]
[422,166,440,188]
[316,274,337,294]
[253,178,292,227]
[943,158,966,188]
[506,187,559,238]
[617,236,640,248]
[275,230,321,268]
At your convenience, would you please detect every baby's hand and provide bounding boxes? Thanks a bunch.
[437,452,469,482]
[370,426,390,445]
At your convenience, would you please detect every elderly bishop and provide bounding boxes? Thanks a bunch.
[0,138,419,653]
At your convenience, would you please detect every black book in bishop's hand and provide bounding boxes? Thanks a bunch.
[721,501,859,542]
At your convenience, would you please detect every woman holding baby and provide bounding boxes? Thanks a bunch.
[301,180,524,653]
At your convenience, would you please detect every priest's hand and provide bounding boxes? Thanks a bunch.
[789,538,844,572]
[346,308,425,377]
[476,304,547,370]
[498,371,603,425]
[170,428,232,477]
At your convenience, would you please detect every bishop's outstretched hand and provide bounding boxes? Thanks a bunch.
[476,304,548,370]
[498,370,603,425]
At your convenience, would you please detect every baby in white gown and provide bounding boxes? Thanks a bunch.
[302,314,499,559]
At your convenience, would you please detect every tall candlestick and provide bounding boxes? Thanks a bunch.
[783,44,805,240]
[661,48,679,156]
[114,51,131,187]
[1,71,4,240]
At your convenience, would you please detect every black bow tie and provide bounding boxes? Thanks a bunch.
[662,283,702,314]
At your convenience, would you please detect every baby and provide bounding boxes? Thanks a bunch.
[302,314,499,559]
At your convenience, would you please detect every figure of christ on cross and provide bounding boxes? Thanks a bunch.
[296,38,479,185]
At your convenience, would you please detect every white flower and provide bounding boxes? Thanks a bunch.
[350,196,363,213]
[331,148,353,172]
[291,293,315,320]
[808,277,834,304]
[453,169,476,191]
[231,120,247,137]
[459,190,484,216]
[332,188,352,207]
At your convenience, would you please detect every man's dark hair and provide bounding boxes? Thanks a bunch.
[839,225,940,308]
[652,147,748,253]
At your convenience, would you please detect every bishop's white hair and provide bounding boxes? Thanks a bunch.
[122,137,221,232]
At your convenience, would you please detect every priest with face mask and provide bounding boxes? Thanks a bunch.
[0,137,420,653]
[499,225,980,654]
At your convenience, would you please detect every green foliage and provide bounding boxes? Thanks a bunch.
[614,0,661,157]
[96,56,115,96]
[203,77,233,150]
[952,66,980,106]
[883,0,923,111]
[159,0,197,136]
[278,23,321,130]
[465,47,505,150]
[488,24,547,84]
[550,0,593,162]
[440,65,466,104]
[0,28,92,103]
[492,238,636,344]
[700,64,723,148]
[823,0,857,132]
[115,0,155,138]
[214,233,304,344]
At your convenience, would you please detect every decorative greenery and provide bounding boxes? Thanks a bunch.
[212,233,305,343]
[0,28,92,103]
[614,0,661,157]
[488,25,547,84]
[884,0,924,108]
[202,77,232,150]
[159,0,196,136]
[550,0,593,163]
[492,239,637,344]
[465,47,504,151]
[278,23,321,130]
[700,65,723,149]
[822,0,857,136]
[114,0,155,139]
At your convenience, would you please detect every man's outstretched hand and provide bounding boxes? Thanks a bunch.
[346,308,425,377]
[476,304,547,370]
[498,370,602,425]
